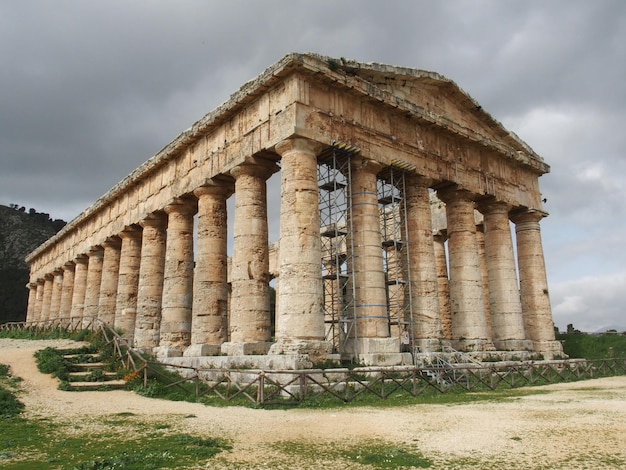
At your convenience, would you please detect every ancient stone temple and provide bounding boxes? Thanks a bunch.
[25,53,563,367]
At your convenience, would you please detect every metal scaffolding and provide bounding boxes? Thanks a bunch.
[317,144,357,356]
[377,166,414,349]
[318,145,413,358]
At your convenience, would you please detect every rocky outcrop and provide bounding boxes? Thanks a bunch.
[0,205,65,323]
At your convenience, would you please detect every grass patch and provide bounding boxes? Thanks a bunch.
[274,439,432,468]
[0,413,231,469]
[0,365,24,419]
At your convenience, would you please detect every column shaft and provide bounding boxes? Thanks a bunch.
[70,256,89,324]
[115,227,142,340]
[159,200,197,354]
[26,283,38,322]
[511,209,563,357]
[49,269,64,320]
[190,182,233,354]
[433,232,452,340]
[34,280,45,322]
[83,247,104,323]
[40,275,54,321]
[438,188,493,351]
[351,158,388,339]
[271,138,330,357]
[227,159,277,354]
[481,201,529,350]
[405,175,442,351]
[98,237,121,326]
[59,263,76,320]
[135,213,167,349]
[475,224,493,340]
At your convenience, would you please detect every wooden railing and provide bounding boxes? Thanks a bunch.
[2,319,625,406]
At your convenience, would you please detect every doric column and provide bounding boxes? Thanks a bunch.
[225,158,278,355]
[115,226,142,341]
[475,223,493,340]
[98,236,121,326]
[134,212,167,350]
[158,199,197,356]
[83,246,104,324]
[40,274,54,322]
[188,180,234,356]
[405,175,443,351]
[70,255,89,324]
[26,283,38,322]
[49,269,64,320]
[438,187,493,351]
[479,200,530,351]
[350,157,398,360]
[34,279,46,323]
[270,137,331,359]
[59,262,76,321]
[511,209,563,358]
[433,231,452,340]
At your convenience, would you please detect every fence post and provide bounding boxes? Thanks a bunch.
[258,372,265,404]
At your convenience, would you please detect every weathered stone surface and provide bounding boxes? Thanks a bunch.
[24,53,562,365]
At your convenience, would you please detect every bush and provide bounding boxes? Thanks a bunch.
[0,387,24,418]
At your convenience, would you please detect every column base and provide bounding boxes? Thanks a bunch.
[183,343,222,357]
[533,340,566,360]
[452,338,496,352]
[269,339,333,363]
[493,338,534,351]
[413,338,450,353]
[342,337,412,366]
[221,341,272,356]
[153,345,184,358]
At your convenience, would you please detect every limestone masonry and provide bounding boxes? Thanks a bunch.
[25,53,563,367]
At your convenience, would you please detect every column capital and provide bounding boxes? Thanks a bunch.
[62,261,75,272]
[102,236,122,249]
[44,273,54,281]
[119,225,143,239]
[350,156,384,175]
[194,177,234,199]
[476,197,511,215]
[274,137,325,157]
[140,211,167,229]
[74,254,89,265]
[88,245,104,257]
[36,278,46,285]
[510,208,548,225]
[436,185,476,204]
[405,173,434,188]
[164,196,198,216]
[229,157,279,181]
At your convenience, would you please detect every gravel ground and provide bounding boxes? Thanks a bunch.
[1,338,626,469]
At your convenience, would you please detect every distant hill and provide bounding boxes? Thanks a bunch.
[0,204,66,323]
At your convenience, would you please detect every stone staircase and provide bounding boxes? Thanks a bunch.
[63,353,126,391]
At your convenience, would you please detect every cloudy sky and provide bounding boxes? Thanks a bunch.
[1,1,624,332]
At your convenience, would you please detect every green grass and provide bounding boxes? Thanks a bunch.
[0,365,24,419]
[0,413,231,469]
[274,439,433,468]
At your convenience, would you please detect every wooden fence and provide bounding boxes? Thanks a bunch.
[2,319,625,406]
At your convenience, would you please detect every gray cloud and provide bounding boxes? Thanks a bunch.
[1,0,624,331]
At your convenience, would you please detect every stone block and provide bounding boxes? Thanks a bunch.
[357,352,410,367]
[154,346,183,358]
[183,344,221,357]
[354,337,401,354]
[221,341,272,356]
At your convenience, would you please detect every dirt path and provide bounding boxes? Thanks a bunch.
[2,338,626,469]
